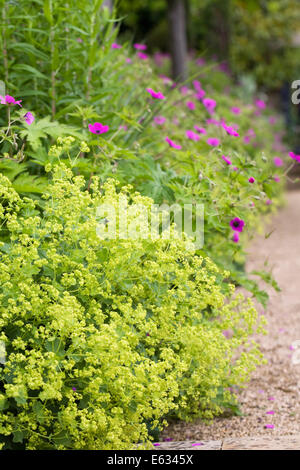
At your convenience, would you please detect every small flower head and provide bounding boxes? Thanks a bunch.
[231,106,241,115]
[23,111,34,125]
[222,155,232,165]
[186,101,195,110]
[273,157,283,167]
[255,99,266,109]
[232,232,239,243]
[154,116,166,125]
[88,122,109,134]
[165,136,181,149]
[207,137,220,147]
[203,97,217,113]
[111,42,121,49]
[194,125,207,134]
[230,217,245,232]
[147,88,165,100]
[137,51,148,60]
[186,130,200,141]
[248,177,255,184]
[134,43,147,50]
[0,94,22,107]
[222,122,239,137]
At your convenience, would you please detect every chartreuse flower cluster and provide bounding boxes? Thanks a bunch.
[0,164,265,450]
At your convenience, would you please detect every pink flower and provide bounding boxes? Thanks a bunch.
[119,124,128,131]
[181,86,189,95]
[230,217,245,232]
[195,90,206,100]
[196,57,206,66]
[264,424,274,429]
[207,118,220,126]
[207,137,220,146]
[186,130,200,141]
[256,99,266,109]
[266,411,274,415]
[137,51,148,60]
[23,111,34,125]
[134,43,147,50]
[191,443,204,447]
[194,125,207,135]
[88,122,109,134]
[222,122,239,137]
[193,80,202,92]
[222,155,232,165]
[274,176,280,182]
[266,199,272,205]
[186,101,195,110]
[232,232,239,243]
[268,396,275,401]
[273,157,283,167]
[231,106,241,115]
[146,88,165,100]
[233,166,238,171]
[248,177,255,184]
[153,443,160,447]
[125,58,132,64]
[111,43,121,49]
[165,137,181,149]
[154,116,166,125]
[244,136,251,144]
[0,94,22,107]
[203,97,217,113]
[289,151,300,163]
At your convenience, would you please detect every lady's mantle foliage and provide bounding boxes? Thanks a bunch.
[0,165,264,449]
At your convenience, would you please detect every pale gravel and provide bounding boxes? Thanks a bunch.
[160,191,300,442]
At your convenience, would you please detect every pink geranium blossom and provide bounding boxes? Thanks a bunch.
[137,51,148,60]
[165,136,181,149]
[146,88,165,100]
[222,122,239,137]
[248,177,255,184]
[207,137,220,146]
[203,97,217,113]
[134,43,147,50]
[111,43,121,49]
[255,99,266,109]
[0,94,22,107]
[23,111,34,125]
[222,155,232,165]
[289,151,300,163]
[154,116,166,125]
[186,101,195,110]
[273,157,283,167]
[230,217,245,232]
[231,106,241,115]
[88,122,109,134]
[186,130,200,141]
[194,125,207,134]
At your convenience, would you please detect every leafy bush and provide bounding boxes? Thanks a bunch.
[0,164,264,449]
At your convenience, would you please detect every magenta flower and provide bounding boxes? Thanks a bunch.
[233,166,238,171]
[255,99,266,109]
[154,116,166,125]
[207,118,220,126]
[146,88,165,100]
[273,157,283,167]
[207,137,220,146]
[244,136,251,144]
[181,86,189,95]
[264,424,274,429]
[266,199,272,205]
[231,106,241,115]
[134,43,147,50]
[88,122,109,134]
[289,151,300,163]
[194,125,207,134]
[222,122,239,137]
[193,80,202,92]
[222,155,232,165]
[232,232,239,243]
[0,94,22,107]
[186,101,195,110]
[186,130,200,141]
[274,175,280,182]
[165,136,181,149]
[230,217,245,232]
[248,177,255,184]
[23,111,34,125]
[266,411,274,415]
[137,51,148,60]
[191,443,204,447]
[111,43,121,49]
[153,443,160,447]
[203,97,217,113]
[125,58,132,64]
[195,90,206,100]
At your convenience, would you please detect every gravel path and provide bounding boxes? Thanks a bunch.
[160,191,300,443]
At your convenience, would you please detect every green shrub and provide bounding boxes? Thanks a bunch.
[0,164,264,449]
